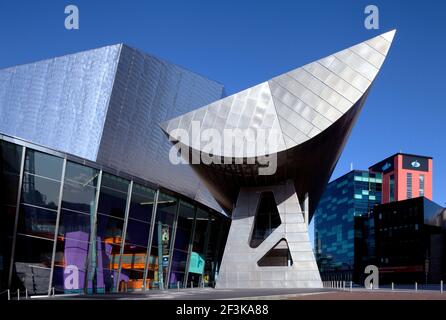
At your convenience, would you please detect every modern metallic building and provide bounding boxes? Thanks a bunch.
[314,170,382,282]
[0,30,396,294]
[0,44,231,296]
[162,30,396,288]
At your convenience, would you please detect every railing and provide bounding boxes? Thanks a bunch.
[323,280,445,293]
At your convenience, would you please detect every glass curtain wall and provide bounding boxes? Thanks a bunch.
[119,184,155,291]
[52,161,99,294]
[0,141,23,292]
[187,208,210,287]
[95,173,129,293]
[202,213,230,287]
[0,137,229,295]
[15,149,64,294]
[148,193,178,289]
[169,201,195,288]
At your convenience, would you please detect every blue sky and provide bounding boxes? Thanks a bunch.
[1,0,445,242]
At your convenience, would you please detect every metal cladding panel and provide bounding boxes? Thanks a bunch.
[161,30,395,215]
[162,81,287,157]
[162,30,395,157]
[96,45,225,211]
[0,45,121,161]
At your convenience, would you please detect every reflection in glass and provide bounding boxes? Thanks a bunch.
[117,184,155,291]
[17,204,57,240]
[98,186,127,219]
[64,161,98,187]
[62,180,97,214]
[14,234,53,294]
[169,250,188,288]
[101,173,129,192]
[58,210,91,240]
[2,172,20,206]
[0,140,23,175]
[169,202,195,287]
[129,184,155,222]
[53,237,89,294]
[52,160,99,294]
[187,208,209,287]
[97,214,124,245]
[125,219,150,247]
[150,193,177,288]
[119,244,148,291]
[22,173,60,210]
[0,141,23,291]
[24,149,63,181]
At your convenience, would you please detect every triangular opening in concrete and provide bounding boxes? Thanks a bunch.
[257,239,293,267]
[249,191,281,248]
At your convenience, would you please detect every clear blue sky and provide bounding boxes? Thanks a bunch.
[1,0,445,242]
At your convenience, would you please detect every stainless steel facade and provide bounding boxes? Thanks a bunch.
[0,44,225,213]
[162,30,396,288]
[162,30,396,217]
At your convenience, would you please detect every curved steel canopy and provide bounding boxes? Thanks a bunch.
[161,30,396,217]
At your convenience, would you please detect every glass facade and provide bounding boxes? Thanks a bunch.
[407,173,413,199]
[0,136,229,296]
[389,174,395,202]
[373,197,446,283]
[419,175,425,197]
[314,170,382,282]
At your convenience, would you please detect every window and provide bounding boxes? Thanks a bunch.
[389,174,395,202]
[406,173,412,199]
[419,175,424,197]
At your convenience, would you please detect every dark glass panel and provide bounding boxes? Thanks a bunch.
[96,214,124,244]
[97,240,120,271]
[169,271,185,288]
[24,149,63,181]
[58,209,92,241]
[120,244,147,270]
[192,209,209,254]
[64,161,99,187]
[101,173,129,193]
[129,183,155,222]
[170,249,188,272]
[176,202,195,230]
[17,204,57,240]
[62,180,97,214]
[22,173,60,210]
[0,140,22,174]
[125,219,150,247]
[1,205,16,237]
[146,246,159,288]
[118,268,145,291]
[154,193,177,226]
[173,227,192,252]
[97,186,127,219]
[119,243,147,291]
[13,234,53,294]
[1,172,20,206]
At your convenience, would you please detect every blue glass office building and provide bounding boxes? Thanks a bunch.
[314,170,382,282]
